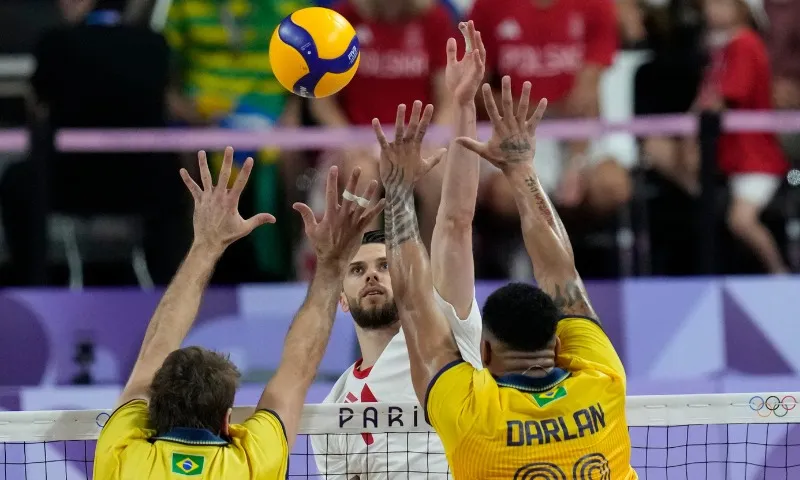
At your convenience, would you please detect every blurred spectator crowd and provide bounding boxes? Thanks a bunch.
[0,0,798,287]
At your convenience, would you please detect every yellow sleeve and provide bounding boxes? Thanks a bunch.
[425,361,485,452]
[239,409,289,476]
[556,317,626,379]
[94,400,151,478]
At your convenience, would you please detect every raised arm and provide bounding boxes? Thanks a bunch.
[256,167,383,449]
[372,102,460,402]
[118,148,275,407]
[507,165,595,319]
[456,78,596,320]
[430,21,486,317]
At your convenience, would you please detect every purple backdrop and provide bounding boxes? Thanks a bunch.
[1,277,800,479]
[1,276,799,403]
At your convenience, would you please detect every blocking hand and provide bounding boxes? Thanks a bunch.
[180,147,275,252]
[445,20,486,106]
[455,77,547,173]
[372,101,447,192]
[293,166,385,266]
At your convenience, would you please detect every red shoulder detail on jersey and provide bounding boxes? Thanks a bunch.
[352,358,373,379]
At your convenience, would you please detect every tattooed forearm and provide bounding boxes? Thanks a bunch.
[510,170,593,318]
[385,185,420,247]
[383,164,421,248]
[522,174,575,260]
[525,176,555,228]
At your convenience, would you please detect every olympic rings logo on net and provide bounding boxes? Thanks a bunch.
[749,395,797,417]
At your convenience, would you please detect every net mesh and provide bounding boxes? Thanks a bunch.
[0,393,797,479]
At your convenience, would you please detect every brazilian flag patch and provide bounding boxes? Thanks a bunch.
[532,386,567,407]
[171,453,205,476]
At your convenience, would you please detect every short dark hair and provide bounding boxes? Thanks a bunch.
[149,346,240,435]
[482,282,561,351]
[362,230,385,245]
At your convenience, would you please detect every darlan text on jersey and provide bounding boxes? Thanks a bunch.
[507,403,607,446]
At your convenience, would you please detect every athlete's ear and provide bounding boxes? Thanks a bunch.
[339,293,350,312]
[222,408,232,437]
[554,336,561,358]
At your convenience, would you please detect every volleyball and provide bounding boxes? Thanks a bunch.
[269,7,360,98]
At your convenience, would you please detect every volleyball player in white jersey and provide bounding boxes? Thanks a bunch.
[311,22,486,479]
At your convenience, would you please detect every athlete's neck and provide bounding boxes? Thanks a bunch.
[494,350,556,378]
[355,323,401,369]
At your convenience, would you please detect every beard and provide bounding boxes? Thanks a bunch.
[349,297,399,330]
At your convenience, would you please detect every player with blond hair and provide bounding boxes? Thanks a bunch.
[93,147,383,479]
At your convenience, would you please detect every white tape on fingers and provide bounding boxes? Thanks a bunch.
[459,23,472,53]
[342,190,357,203]
[343,189,370,208]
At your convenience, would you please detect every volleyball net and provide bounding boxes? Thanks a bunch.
[0,393,797,479]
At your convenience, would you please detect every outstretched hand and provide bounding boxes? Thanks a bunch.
[455,76,548,172]
[293,166,384,266]
[372,101,447,192]
[180,147,275,253]
[445,20,486,105]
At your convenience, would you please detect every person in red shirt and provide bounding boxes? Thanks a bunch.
[701,0,789,273]
[470,0,631,219]
[655,0,789,273]
[309,0,458,247]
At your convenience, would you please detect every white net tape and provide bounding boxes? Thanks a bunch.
[0,393,797,479]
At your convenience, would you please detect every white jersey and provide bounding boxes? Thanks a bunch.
[311,289,483,479]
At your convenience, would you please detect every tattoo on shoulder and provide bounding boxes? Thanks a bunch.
[551,279,598,322]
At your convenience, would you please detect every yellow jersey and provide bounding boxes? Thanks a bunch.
[426,317,637,480]
[94,400,288,479]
